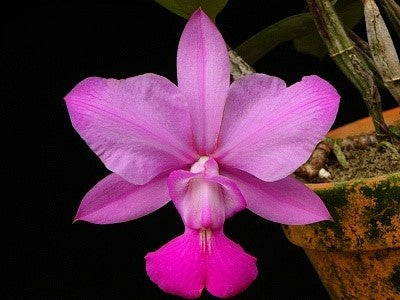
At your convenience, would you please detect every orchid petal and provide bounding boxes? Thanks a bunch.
[216,75,340,182]
[65,74,196,185]
[206,230,258,298]
[177,9,230,154]
[145,229,206,299]
[74,173,169,224]
[145,228,257,299]
[168,169,245,229]
[222,168,332,225]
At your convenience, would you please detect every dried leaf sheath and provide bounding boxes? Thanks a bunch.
[363,0,400,105]
[307,0,389,140]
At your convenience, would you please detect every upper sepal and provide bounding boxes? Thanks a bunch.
[177,9,230,154]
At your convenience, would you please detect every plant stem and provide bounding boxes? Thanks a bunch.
[306,0,389,141]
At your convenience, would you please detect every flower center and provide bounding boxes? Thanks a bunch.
[190,156,219,175]
[190,156,210,173]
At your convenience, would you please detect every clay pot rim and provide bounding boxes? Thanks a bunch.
[307,107,400,190]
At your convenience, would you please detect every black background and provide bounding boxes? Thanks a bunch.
[4,0,398,299]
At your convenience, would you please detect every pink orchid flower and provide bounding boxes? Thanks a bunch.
[65,9,339,299]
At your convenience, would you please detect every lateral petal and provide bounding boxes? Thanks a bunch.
[177,9,230,154]
[222,168,332,225]
[65,74,196,185]
[216,75,340,182]
[74,172,169,224]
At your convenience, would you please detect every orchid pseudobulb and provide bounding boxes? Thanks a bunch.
[65,9,339,298]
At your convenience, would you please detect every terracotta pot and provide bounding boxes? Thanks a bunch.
[282,107,400,299]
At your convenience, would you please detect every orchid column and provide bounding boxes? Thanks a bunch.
[65,9,339,299]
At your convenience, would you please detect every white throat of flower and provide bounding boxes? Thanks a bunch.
[190,156,211,173]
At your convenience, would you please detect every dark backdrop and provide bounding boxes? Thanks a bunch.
[4,1,398,299]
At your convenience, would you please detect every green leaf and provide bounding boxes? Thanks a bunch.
[153,0,228,21]
[293,32,328,59]
[235,13,315,65]
[294,0,363,59]
[236,0,364,64]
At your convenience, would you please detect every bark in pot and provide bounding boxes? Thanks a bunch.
[282,107,400,299]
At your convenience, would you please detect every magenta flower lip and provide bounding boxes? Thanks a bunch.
[65,8,340,298]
